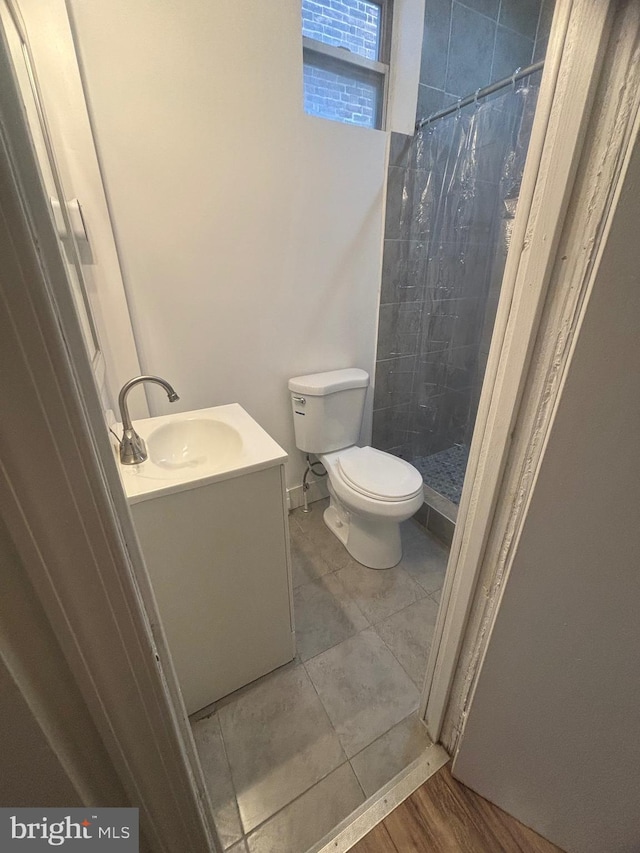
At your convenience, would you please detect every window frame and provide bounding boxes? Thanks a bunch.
[302,0,393,130]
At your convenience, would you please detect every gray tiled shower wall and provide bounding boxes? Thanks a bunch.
[373,119,505,459]
[417,0,554,123]
[372,0,553,463]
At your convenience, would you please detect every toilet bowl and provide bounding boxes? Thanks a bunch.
[319,446,424,569]
[288,368,424,570]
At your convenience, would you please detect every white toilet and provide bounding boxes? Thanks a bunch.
[288,368,424,569]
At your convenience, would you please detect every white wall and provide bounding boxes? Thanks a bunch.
[16,0,147,419]
[389,0,425,134]
[66,0,421,491]
[452,116,640,852]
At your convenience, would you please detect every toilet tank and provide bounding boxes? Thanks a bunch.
[288,368,369,454]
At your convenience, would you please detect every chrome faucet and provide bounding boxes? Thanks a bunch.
[117,375,179,465]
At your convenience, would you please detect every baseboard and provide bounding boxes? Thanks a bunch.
[287,477,329,511]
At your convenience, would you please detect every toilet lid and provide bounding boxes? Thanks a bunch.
[336,446,423,501]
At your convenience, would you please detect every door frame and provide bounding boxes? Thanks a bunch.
[420,0,640,749]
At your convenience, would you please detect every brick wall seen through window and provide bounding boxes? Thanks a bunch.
[302,0,389,129]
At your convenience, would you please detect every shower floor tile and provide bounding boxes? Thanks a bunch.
[192,505,448,851]
[413,444,470,504]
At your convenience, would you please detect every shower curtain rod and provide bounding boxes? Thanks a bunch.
[415,60,545,131]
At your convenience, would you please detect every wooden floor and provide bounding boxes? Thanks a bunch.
[350,765,564,853]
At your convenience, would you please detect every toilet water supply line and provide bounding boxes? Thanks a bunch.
[302,455,327,513]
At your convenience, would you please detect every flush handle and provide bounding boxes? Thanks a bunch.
[292,395,306,405]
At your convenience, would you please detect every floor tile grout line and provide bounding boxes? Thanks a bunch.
[301,632,411,763]
[428,588,443,605]
[293,516,445,666]
[212,714,245,846]
[241,758,358,844]
[252,699,436,829]
[300,568,437,666]
[218,664,349,839]
[293,581,372,661]
[299,621,372,667]
[210,655,300,714]
[348,708,431,766]
[330,569,370,619]
[300,655,348,756]
[293,563,372,629]
[210,659,344,839]
[412,575,445,598]
[304,627,423,761]
[364,584,444,691]
[368,617,426,694]
[368,586,440,628]
[341,563,431,614]
[290,543,334,579]
[348,757,369,801]
[298,578,435,668]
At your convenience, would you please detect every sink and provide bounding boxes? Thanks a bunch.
[125,404,294,714]
[115,403,287,504]
[147,418,243,469]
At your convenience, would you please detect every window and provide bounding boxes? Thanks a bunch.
[301,0,392,130]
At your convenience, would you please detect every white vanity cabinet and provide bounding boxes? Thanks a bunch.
[120,405,295,714]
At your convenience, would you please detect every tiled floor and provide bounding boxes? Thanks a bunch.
[413,443,470,504]
[192,498,448,853]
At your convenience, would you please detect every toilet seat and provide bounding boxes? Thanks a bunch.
[318,445,425,567]
[331,446,423,502]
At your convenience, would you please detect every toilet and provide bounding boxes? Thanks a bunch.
[288,368,424,569]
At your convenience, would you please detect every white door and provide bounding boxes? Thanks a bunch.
[452,76,640,853]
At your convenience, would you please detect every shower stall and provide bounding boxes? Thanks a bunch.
[373,73,542,534]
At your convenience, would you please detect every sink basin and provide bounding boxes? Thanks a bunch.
[147,418,242,469]
[115,403,287,504]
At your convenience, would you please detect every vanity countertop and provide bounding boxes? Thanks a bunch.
[115,403,287,504]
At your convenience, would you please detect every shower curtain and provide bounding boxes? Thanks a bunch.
[383,79,540,504]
